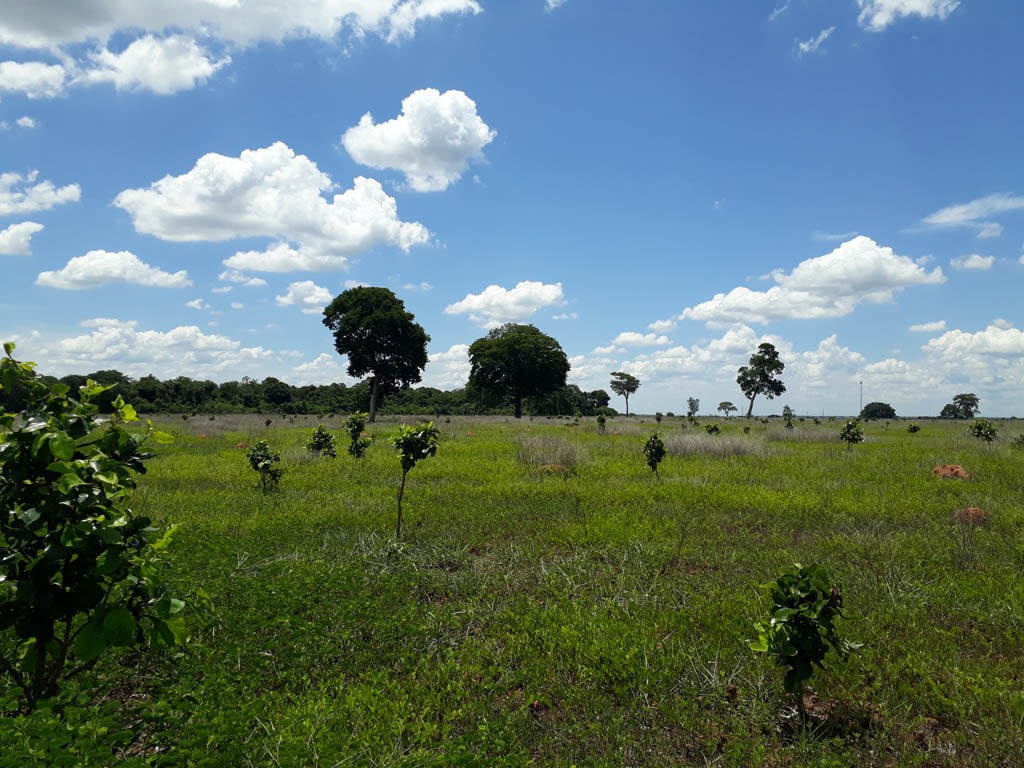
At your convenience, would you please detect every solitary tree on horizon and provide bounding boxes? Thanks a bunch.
[610,371,640,415]
[468,323,569,418]
[737,342,786,418]
[322,286,429,423]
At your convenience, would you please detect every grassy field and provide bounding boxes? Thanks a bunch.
[5,413,1024,766]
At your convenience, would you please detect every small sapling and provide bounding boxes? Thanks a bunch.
[390,421,441,538]
[969,418,997,443]
[345,412,372,459]
[642,432,666,481]
[247,440,283,493]
[305,424,337,458]
[839,419,863,450]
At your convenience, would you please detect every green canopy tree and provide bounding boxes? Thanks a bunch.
[468,324,570,419]
[322,287,429,423]
[737,342,786,418]
[717,401,737,417]
[860,401,896,420]
[953,393,980,418]
[610,371,640,415]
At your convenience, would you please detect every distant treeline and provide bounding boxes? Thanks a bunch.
[0,367,615,418]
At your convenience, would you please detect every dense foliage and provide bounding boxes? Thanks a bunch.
[322,287,430,423]
[609,372,640,416]
[641,432,666,479]
[305,424,337,458]
[750,564,860,721]
[839,419,864,448]
[860,401,896,420]
[468,324,570,419]
[737,342,786,418]
[247,440,283,493]
[969,418,997,443]
[0,343,191,712]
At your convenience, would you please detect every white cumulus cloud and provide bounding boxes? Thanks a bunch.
[858,0,960,31]
[0,221,44,255]
[115,142,430,272]
[444,281,565,327]
[77,35,230,95]
[218,268,267,286]
[15,116,36,129]
[342,88,496,192]
[679,236,945,327]
[276,280,332,314]
[612,332,671,347]
[0,61,66,98]
[0,171,80,216]
[423,343,471,389]
[950,253,994,271]
[36,250,191,290]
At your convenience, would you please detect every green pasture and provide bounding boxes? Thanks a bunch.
[4,414,1024,766]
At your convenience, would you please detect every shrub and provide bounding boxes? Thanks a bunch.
[305,424,337,458]
[907,423,921,434]
[0,342,193,712]
[749,563,860,722]
[345,412,372,459]
[655,412,663,423]
[704,423,721,435]
[1011,434,1024,450]
[596,413,606,433]
[969,418,997,443]
[743,425,751,434]
[247,440,283,493]
[839,419,863,449]
[390,422,441,538]
[642,432,666,480]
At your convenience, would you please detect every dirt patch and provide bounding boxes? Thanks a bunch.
[933,464,971,479]
[537,464,574,477]
[953,507,989,526]
[236,442,249,450]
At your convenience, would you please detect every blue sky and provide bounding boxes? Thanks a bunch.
[1,0,1022,415]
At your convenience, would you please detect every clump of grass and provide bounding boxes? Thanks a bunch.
[517,436,584,471]
[765,427,839,443]
[663,433,770,457]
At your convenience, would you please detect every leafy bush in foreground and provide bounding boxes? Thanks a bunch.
[247,440,283,493]
[906,422,921,434]
[305,424,337,458]
[0,342,192,712]
[1011,433,1024,450]
[749,563,860,722]
[391,422,440,539]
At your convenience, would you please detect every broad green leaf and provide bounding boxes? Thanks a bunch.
[151,430,174,444]
[73,621,108,661]
[102,607,137,646]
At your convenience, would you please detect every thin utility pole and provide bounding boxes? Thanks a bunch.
[859,381,863,415]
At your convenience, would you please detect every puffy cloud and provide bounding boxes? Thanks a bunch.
[0,221,44,255]
[29,319,273,379]
[0,171,80,216]
[275,280,332,314]
[290,353,346,386]
[950,253,994,271]
[36,250,191,290]
[647,318,677,333]
[612,332,671,347]
[679,236,945,327]
[993,318,1014,330]
[444,281,565,327]
[422,343,470,389]
[115,142,430,272]
[924,323,1024,359]
[922,193,1024,239]
[77,35,230,95]
[0,1,482,50]
[0,61,66,98]
[797,27,834,57]
[858,0,960,31]
[909,320,946,333]
[185,298,209,309]
[552,312,577,320]
[15,116,36,129]
[212,286,232,294]
[342,88,495,192]
[344,279,370,289]
[218,268,267,286]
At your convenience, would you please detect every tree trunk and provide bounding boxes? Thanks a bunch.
[745,395,755,418]
[396,469,407,538]
[514,393,522,419]
[624,395,629,416]
[368,377,380,423]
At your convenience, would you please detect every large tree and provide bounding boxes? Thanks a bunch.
[718,401,737,417]
[609,371,640,415]
[468,324,569,418]
[860,401,896,420]
[322,287,429,423]
[737,342,786,418]
[952,393,980,418]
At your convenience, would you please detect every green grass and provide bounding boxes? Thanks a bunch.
[4,415,1024,766]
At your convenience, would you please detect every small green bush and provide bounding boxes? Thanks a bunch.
[391,422,441,538]
[345,412,372,458]
[704,423,721,436]
[596,413,606,433]
[1011,433,1024,450]
[839,419,863,449]
[969,418,997,443]
[247,440,283,493]
[642,432,666,480]
[305,424,337,458]
[749,563,860,722]
[906,423,921,434]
